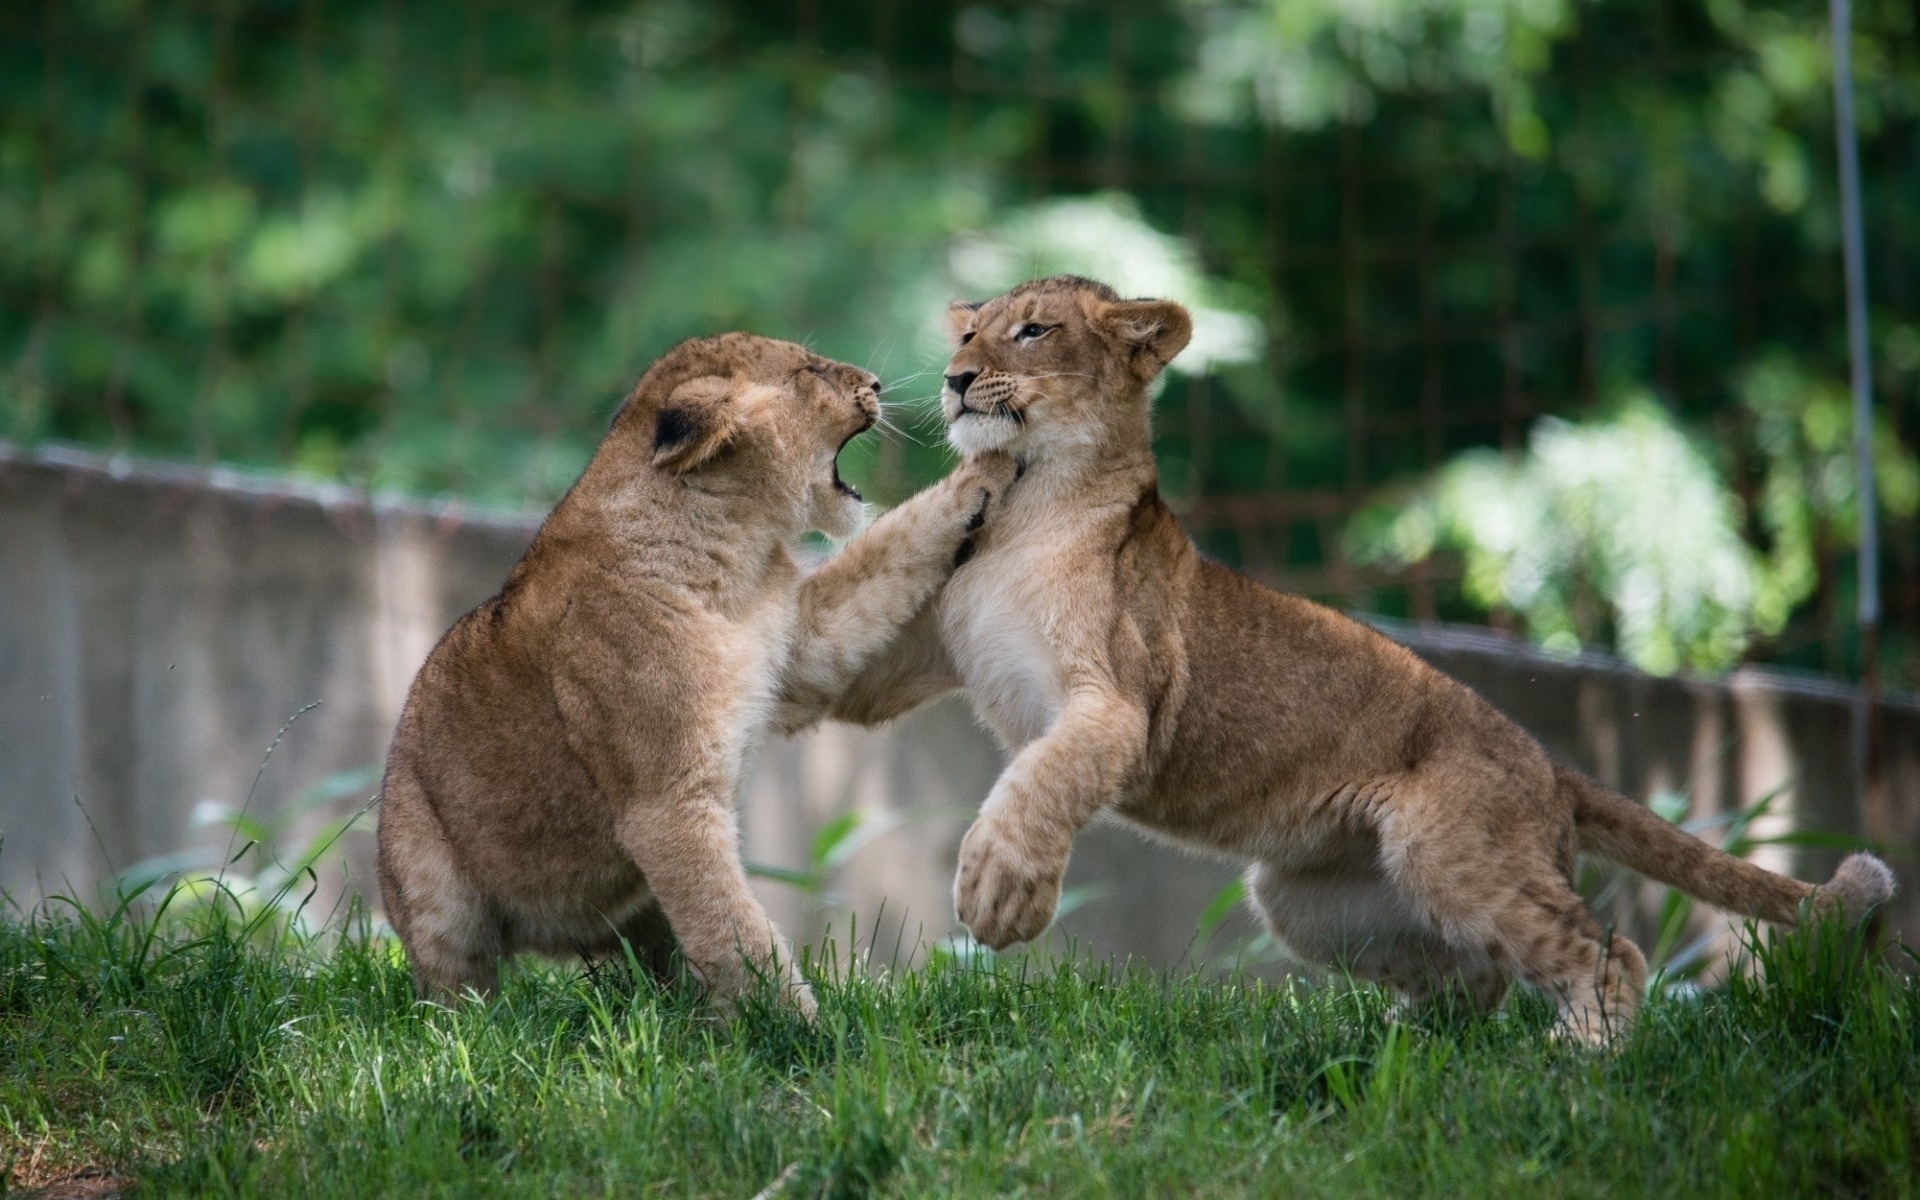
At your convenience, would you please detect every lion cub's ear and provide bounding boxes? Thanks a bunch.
[652,375,739,472]
[944,299,984,348]
[1096,299,1194,380]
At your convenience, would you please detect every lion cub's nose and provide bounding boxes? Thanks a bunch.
[945,370,979,398]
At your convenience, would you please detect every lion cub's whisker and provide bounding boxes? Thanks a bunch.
[881,367,935,391]
[895,390,949,412]
[870,408,929,448]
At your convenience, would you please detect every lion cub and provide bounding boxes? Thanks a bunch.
[885,274,1888,1040]
[376,333,1013,1014]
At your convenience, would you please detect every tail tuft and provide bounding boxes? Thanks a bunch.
[1812,853,1896,924]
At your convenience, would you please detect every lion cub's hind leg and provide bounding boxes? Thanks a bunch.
[1246,861,1510,1018]
[377,769,503,1005]
[404,888,503,1006]
[1380,755,1648,1043]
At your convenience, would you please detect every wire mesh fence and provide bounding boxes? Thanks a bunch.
[2,0,1916,684]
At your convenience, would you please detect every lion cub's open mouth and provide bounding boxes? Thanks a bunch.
[831,421,873,501]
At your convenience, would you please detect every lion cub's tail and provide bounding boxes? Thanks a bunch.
[1560,764,1894,928]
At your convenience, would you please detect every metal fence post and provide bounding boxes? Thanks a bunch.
[1829,0,1883,837]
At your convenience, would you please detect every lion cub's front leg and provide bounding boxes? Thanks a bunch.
[955,681,1150,948]
[552,661,815,1017]
[774,453,1016,732]
[615,777,814,1017]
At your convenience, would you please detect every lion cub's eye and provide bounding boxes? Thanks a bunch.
[959,331,976,345]
[1015,322,1051,341]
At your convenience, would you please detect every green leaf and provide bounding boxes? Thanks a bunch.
[744,861,820,892]
[809,812,864,873]
[1052,884,1110,923]
[1194,879,1248,951]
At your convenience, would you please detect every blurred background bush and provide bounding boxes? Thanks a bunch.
[2,0,1916,684]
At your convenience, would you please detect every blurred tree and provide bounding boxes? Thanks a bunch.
[1177,0,1918,681]
[1348,391,1918,674]
[0,0,1914,684]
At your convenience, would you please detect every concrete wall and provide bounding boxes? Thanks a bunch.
[3,443,1914,976]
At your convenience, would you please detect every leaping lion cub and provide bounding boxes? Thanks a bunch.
[912,274,1890,1040]
[377,333,1014,1015]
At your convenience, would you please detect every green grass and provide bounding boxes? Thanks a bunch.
[2,897,1915,1199]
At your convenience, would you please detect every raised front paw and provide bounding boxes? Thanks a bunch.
[953,814,1067,950]
[948,452,1019,567]
[954,451,1019,527]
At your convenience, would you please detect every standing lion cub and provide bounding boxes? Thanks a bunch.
[377,333,1013,1014]
[867,274,1891,1040]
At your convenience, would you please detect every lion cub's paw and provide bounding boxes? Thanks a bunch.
[953,451,1019,528]
[948,452,1018,567]
[703,961,819,1022]
[953,812,1066,950]
[787,979,820,1021]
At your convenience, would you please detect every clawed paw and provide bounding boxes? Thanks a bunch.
[964,500,988,534]
[955,451,1019,521]
[951,452,1018,567]
[953,816,1066,950]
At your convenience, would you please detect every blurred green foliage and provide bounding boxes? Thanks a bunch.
[1350,393,1918,674]
[1351,397,1783,674]
[0,0,1915,682]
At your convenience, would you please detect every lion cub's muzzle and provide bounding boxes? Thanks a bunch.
[945,370,1024,425]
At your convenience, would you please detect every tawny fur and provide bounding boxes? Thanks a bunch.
[854,275,1894,1042]
[375,333,1015,1015]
